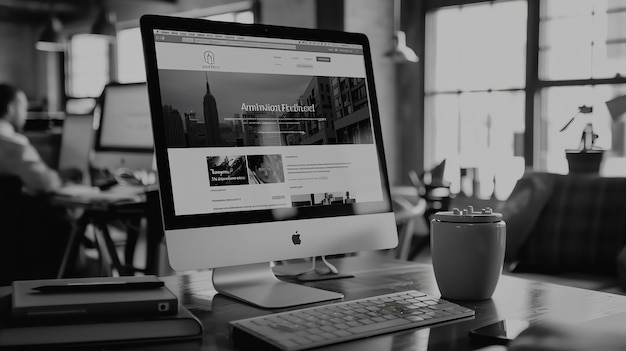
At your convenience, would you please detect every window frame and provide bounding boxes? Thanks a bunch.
[424,0,626,169]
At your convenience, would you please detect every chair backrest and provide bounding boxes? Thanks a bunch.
[507,172,626,275]
[0,174,22,201]
[0,174,71,286]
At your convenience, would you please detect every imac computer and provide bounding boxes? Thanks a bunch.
[91,82,155,173]
[140,15,398,308]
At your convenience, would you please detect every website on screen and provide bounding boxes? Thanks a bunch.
[154,30,384,216]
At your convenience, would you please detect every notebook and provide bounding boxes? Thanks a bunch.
[1,282,203,348]
[0,305,202,347]
[12,275,177,321]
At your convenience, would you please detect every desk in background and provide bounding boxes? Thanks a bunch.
[54,187,163,278]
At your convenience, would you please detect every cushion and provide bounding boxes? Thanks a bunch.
[501,172,554,263]
[514,173,626,275]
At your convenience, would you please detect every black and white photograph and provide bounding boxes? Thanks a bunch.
[246,154,285,184]
[158,69,372,148]
[3,1,626,351]
[206,155,248,186]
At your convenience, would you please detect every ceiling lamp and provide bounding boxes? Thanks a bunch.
[91,5,117,38]
[384,0,418,63]
[36,16,66,52]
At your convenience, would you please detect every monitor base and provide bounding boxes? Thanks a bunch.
[273,256,355,282]
[212,262,344,309]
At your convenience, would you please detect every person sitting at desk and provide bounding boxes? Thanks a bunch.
[0,83,74,284]
[0,83,62,194]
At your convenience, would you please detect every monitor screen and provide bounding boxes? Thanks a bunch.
[91,83,154,172]
[141,16,398,308]
[95,83,154,151]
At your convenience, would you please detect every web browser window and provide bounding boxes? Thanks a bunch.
[153,30,384,216]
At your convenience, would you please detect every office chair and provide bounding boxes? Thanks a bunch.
[0,174,72,286]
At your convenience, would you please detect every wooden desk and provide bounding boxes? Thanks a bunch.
[146,254,626,351]
[3,255,626,350]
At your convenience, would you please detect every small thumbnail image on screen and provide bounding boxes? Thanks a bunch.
[247,154,285,184]
[290,191,356,207]
[206,155,249,186]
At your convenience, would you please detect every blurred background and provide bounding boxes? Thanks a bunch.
[2,0,626,201]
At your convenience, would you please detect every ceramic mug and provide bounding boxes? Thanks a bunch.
[430,206,506,300]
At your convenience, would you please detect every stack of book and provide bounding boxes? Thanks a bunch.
[0,275,203,348]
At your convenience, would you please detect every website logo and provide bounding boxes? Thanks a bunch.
[204,51,215,64]
[202,51,220,70]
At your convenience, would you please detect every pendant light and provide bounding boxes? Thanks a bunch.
[91,3,117,39]
[36,15,65,52]
[384,0,418,63]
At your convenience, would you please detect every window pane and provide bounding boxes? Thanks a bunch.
[426,91,525,199]
[542,0,593,17]
[68,34,109,97]
[117,27,146,83]
[235,11,255,24]
[540,0,626,79]
[425,7,461,92]
[426,1,527,92]
[539,16,593,79]
[116,11,256,84]
[204,11,254,23]
[596,9,626,77]
[539,85,626,174]
[425,0,527,199]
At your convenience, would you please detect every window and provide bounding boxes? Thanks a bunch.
[425,1,527,198]
[540,0,626,80]
[116,10,254,84]
[425,0,626,198]
[203,10,254,23]
[537,0,626,174]
[117,27,145,84]
[67,34,110,98]
[67,8,256,97]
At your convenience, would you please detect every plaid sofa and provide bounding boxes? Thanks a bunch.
[501,172,626,292]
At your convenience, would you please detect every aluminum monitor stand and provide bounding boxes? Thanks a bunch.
[212,262,344,308]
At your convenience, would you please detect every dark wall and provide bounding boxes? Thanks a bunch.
[0,22,47,108]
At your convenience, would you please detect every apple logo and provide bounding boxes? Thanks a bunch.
[291,231,301,245]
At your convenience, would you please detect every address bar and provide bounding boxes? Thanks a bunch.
[187,38,296,50]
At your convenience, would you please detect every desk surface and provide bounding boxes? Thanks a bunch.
[3,254,626,350]
[148,254,626,351]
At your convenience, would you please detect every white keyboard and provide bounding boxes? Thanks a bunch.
[230,290,474,350]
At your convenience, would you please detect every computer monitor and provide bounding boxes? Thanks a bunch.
[140,15,398,308]
[91,82,154,172]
